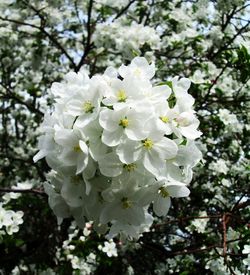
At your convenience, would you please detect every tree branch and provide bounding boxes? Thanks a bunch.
[76,0,94,72]
[0,188,46,197]
[0,16,77,70]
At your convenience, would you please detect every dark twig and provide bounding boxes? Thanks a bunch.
[75,0,94,72]
[112,0,136,22]
[0,16,76,69]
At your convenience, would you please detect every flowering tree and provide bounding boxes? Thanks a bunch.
[0,0,250,274]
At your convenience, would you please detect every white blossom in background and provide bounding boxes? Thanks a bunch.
[242,245,250,271]
[187,211,209,234]
[218,109,243,132]
[93,21,161,56]
[205,251,242,275]
[2,181,34,203]
[209,159,229,175]
[0,203,24,236]
[98,240,118,257]
[95,0,129,8]
[34,56,202,239]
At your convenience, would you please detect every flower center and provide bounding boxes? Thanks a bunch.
[117,89,127,102]
[121,197,133,209]
[71,175,82,184]
[160,116,169,123]
[119,117,129,128]
[83,101,94,113]
[73,145,81,152]
[158,187,169,198]
[123,163,137,172]
[142,138,154,149]
[134,68,141,76]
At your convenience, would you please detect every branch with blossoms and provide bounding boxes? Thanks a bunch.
[0,16,77,70]
[0,188,46,197]
[76,0,94,72]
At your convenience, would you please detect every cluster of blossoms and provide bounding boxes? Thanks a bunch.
[95,0,129,8]
[54,221,118,274]
[93,21,161,55]
[218,109,243,132]
[34,57,202,239]
[0,182,27,237]
[55,221,98,274]
[0,203,24,236]
[187,210,209,234]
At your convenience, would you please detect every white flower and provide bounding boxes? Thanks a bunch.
[102,240,118,257]
[118,57,155,80]
[0,207,13,228]
[221,179,231,187]
[243,245,250,254]
[54,127,89,174]
[102,77,143,107]
[172,111,202,140]
[218,109,243,132]
[152,179,190,216]
[67,79,101,128]
[209,159,229,175]
[0,204,24,235]
[190,70,206,84]
[189,211,209,233]
[99,103,152,146]
[100,181,150,226]
[116,125,178,177]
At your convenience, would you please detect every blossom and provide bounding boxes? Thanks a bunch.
[189,211,209,233]
[99,103,152,146]
[101,240,118,257]
[209,159,229,175]
[116,125,178,177]
[151,179,190,217]
[0,203,24,235]
[34,56,202,239]
[54,127,89,174]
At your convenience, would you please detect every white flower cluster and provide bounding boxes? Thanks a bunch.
[218,109,243,132]
[187,211,209,233]
[2,181,33,203]
[71,253,96,274]
[0,203,24,235]
[209,158,229,175]
[55,221,98,274]
[242,245,250,271]
[34,57,202,239]
[95,0,129,8]
[93,21,160,55]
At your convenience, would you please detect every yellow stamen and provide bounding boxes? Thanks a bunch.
[119,118,129,128]
[121,197,133,209]
[83,101,94,113]
[73,145,81,152]
[158,187,169,198]
[117,89,127,102]
[123,163,137,172]
[134,68,141,76]
[160,116,169,123]
[142,138,154,149]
